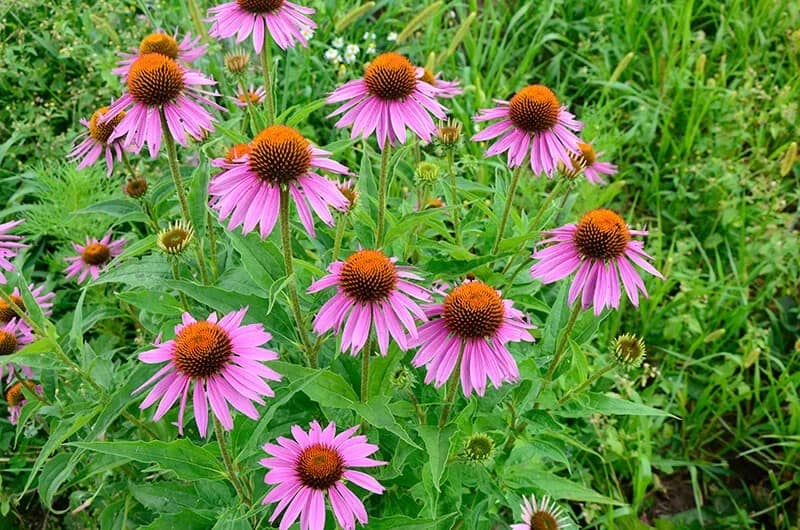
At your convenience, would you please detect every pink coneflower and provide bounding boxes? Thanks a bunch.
[411,279,534,397]
[260,420,386,530]
[112,31,207,80]
[102,53,223,158]
[0,320,34,384]
[327,52,448,148]
[0,283,55,330]
[420,68,462,99]
[64,232,125,284]
[308,250,429,355]
[207,0,316,52]
[6,379,42,426]
[530,208,664,315]
[133,308,281,437]
[472,84,583,177]
[511,494,570,530]
[68,105,129,176]
[233,84,266,107]
[209,125,349,239]
[566,142,617,184]
[0,220,26,285]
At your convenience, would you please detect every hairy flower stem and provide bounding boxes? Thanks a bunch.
[170,261,191,311]
[438,346,463,427]
[120,152,159,231]
[447,151,462,245]
[376,142,391,247]
[533,303,582,409]
[278,187,315,367]
[260,34,276,124]
[555,364,615,408]
[214,418,252,512]
[206,211,219,281]
[361,340,371,404]
[238,79,259,135]
[332,215,347,263]
[491,164,524,255]
[160,109,209,285]
[186,0,208,42]
[0,289,157,439]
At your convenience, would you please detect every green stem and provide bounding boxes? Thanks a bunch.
[447,151,461,245]
[376,142,391,248]
[238,79,258,135]
[555,364,615,408]
[186,0,208,42]
[332,215,347,263]
[214,418,252,510]
[361,338,371,404]
[278,187,315,366]
[170,261,190,311]
[260,34,275,124]
[438,346,463,427]
[491,164,524,255]
[159,109,209,285]
[533,302,582,409]
[120,150,137,180]
[206,211,219,281]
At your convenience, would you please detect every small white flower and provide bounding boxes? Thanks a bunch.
[366,42,376,55]
[343,52,357,64]
[345,44,360,55]
[362,32,376,41]
[324,48,341,64]
[331,37,344,48]
[387,32,398,42]
[300,27,315,40]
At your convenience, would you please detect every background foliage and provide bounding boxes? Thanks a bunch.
[0,0,798,529]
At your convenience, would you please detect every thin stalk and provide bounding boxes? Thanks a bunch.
[376,142,391,247]
[278,187,315,366]
[206,211,219,281]
[555,364,615,408]
[332,215,347,263]
[186,0,208,42]
[214,418,252,510]
[159,109,209,285]
[260,34,276,124]
[533,303,582,408]
[447,151,461,245]
[238,79,258,134]
[170,261,191,311]
[120,150,137,180]
[491,164,524,254]
[361,339,371,403]
[438,346,463,427]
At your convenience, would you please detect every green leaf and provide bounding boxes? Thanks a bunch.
[189,162,210,239]
[228,230,282,291]
[553,393,676,418]
[368,515,457,530]
[351,397,422,449]
[426,254,504,276]
[38,452,77,509]
[21,406,100,496]
[18,280,47,331]
[541,282,568,356]
[418,424,456,491]
[0,337,60,370]
[504,469,623,505]
[71,439,225,481]
[272,361,358,407]
[77,199,141,217]
[140,511,213,530]
[92,254,170,289]
[131,480,231,515]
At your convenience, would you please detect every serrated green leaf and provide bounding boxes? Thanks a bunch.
[71,439,225,481]
[351,397,422,449]
[418,424,456,492]
[272,361,358,407]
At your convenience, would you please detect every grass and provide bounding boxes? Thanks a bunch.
[0,0,798,528]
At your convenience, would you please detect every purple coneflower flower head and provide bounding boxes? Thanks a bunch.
[308,249,430,356]
[209,125,350,239]
[472,84,583,177]
[133,308,281,437]
[0,220,26,285]
[6,379,42,426]
[0,320,34,384]
[260,420,386,530]
[327,52,448,148]
[208,0,316,52]
[420,68,462,99]
[0,283,55,335]
[232,84,266,107]
[530,208,664,315]
[336,179,359,212]
[64,232,126,284]
[565,142,617,185]
[112,30,207,80]
[411,278,534,397]
[511,494,570,530]
[68,105,130,176]
[102,53,223,158]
